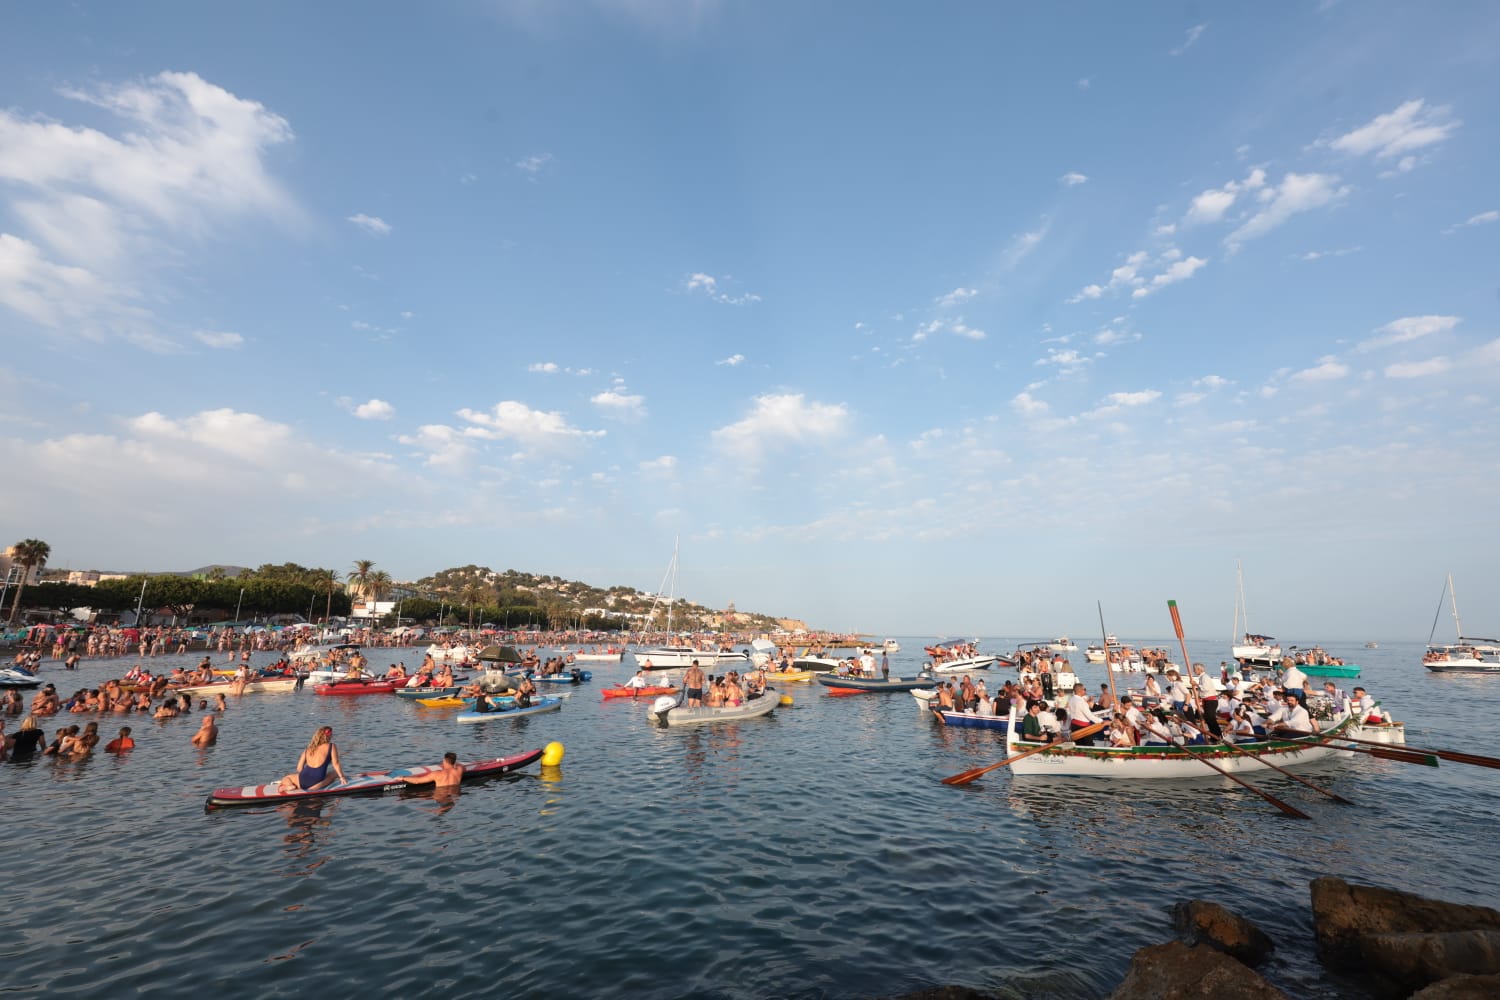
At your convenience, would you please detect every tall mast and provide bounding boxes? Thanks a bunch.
[1449,572,1463,639]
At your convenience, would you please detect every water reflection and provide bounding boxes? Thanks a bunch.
[279,798,336,874]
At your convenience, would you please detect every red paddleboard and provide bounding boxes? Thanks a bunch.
[204,748,544,808]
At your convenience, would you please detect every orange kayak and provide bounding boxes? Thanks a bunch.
[602,685,679,700]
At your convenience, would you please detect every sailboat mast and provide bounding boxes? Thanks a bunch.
[1449,572,1464,639]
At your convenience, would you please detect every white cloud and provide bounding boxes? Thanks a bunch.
[400,310,413,320]
[1001,220,1050,269]
[1301,246,1362,261]
[1170,23,1207,56]
[397,424,474,468]
[528,361,561,374]
[1443,210,1499,235]
[935,287,977,308]
[716,353,745,366]
[914,317,985,342]
[1077,77,1091,91]
[516,153,554,175]
[1358,315,1460,352]
[1226,173,1348,247]
[0,71,296,348]
[1059,171,1089,186]
[1132,256,1207,298]
[347,213,391,237]
[1093,326,1140,346]
[1036,347,1091,373]
[192,329,243,349]
[1321,99,1460,160]
[1470,338,1500,366]
[1194,375,1230,389]
[639,455,677,475]
[1288,356,1349,383]
[1385,357,1451,378]
[1011,392,1050,417]
[684,272,761,306]
[456,400,605,453]
[350,398,394,420]
[710,393,849,462]
[1184,168,1266,226]
[130,408,294,465]
[590,388,646,417]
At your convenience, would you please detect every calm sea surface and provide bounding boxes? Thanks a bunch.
[5,638,1499,998]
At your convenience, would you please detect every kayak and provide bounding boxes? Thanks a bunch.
[602,685,679,700]
[418,694,514,709]
[314,680,397,696]
[530,670,592,685]
[204,748,544,809]
[395,685,460,700]
[456,696,563,724]
[765,669,814,683]
[816,674,938,693]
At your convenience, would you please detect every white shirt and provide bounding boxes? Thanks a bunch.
[625,674,648,689]
[1195,672,1222,697]
[1281,704,1312,732]
[1167,680,1189,702]
[1282,665,1308,690]
[1065,693,1101,726]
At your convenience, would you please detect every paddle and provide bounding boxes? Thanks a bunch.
[1337,734,1500,771]
[1168,710,1352,805]
[941,722,1107,785]
[1278,731,1439,767]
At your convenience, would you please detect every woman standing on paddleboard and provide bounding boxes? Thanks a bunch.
[276,726,346,792]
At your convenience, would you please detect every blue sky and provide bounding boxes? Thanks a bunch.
[2,2,1497,640]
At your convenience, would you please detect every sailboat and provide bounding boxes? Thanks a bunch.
[632,538,747,671]
[1423,574,1500,673]
[1230,561,1282,666]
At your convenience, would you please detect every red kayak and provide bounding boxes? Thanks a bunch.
[314,680,397,696]
[204,748,544,808]
[825,686,872,697]
[602,685,679,700]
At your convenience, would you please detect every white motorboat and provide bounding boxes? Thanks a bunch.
[1047,637,1078,652]
[929,654,997,673]
[646,693,777,727]
[633,646,748,670]
[1084,644,1106,663]
[1423,574,1500,672]
[424,643,473,664]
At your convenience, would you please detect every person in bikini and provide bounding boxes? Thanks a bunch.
[276,726,345,792]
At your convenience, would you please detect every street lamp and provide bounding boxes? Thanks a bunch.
[234,588,245,624]
[134,578,148,626]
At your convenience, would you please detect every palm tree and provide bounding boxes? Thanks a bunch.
[318,568,343,623]
[350,559,375,613]
[366,570,393,608]
[459,583,485,629]
[6,538,51,625]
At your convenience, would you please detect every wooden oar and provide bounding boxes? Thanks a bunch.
[1168,711,1353,805]
[941,722,1107,785]
[1279,731,1439,767]
[1138,721,1311,819]
[1338,734,1500,770]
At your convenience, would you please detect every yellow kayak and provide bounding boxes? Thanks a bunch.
[416,696,470,708]
[767,670,814,683]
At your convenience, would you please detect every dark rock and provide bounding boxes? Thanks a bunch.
[1409,972,1500,998]
[1357,930,1500,993]
[1310,876,1500,971]
[1108,941,1289,1000]
[1172,900,1275,966]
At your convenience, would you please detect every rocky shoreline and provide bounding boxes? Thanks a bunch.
[897,877,1500,999]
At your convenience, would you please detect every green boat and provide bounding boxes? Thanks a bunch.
[1304,663,1360,678]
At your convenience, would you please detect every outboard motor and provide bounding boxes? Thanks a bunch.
[650,694,677,727]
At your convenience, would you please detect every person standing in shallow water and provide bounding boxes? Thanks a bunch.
[191,715,218,747]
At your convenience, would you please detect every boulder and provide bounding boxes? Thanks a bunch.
[1172,900,1275,966]
[1108,941,1289,1000]
[1310,877,1500,970]
[1410,973,1500,999]
[1358,930,1500,994]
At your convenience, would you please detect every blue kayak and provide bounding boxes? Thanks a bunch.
[456,696,563,724]
[532,670,592,685]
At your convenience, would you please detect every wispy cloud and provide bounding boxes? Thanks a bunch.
[591,388,646,418]
[913,317,985,342]
[1170,23,1207,56]
[1226,173,1349,248]
[716,353,745,366]
[1357,315,1460,352]
[710,393,848,463]
[1318,99,1460,160]
[1385,357,1451,378]
[1071,247,1205,302]
[1184,168,1266,226]
[347,213,391,237]
[1000,220,1050,270]
[528,362,560,374]
[516,153,554,176]
[935,287,977,308]
[1059,171,1089,186]
[455,400,605,455]
[192,329,243,349]
[1301,246,1362,261]
[1288,356,1349,383]
[1132,256,1207,299]
[684,272,761,306]
[1443,210,1499,236]
[339,397,395,420]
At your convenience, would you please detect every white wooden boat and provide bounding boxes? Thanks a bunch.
[646,693,777,727]
[178,677,301,696]
[1001,706,1355,778]
[1349,720,1406,744]
[571,648,626,663]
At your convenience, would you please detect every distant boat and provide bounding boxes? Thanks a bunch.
[1231,561,1282,664]
[1364,641,1379,649]
[1048,636,1078,652]
[1424,573,1500,673]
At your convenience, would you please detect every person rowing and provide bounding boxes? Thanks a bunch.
[1019,699,1050,742]
[1065,683,1105,745]
[1270,692,1313,737]
[276,726,346,793]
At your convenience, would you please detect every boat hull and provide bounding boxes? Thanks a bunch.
[601,685,679,699]
[816,674,937,692]
[933,710,1009,731]
[314,681,397,696]
[456,697,562,723]
[647,695,777,727]
[929,656,997,673]
[178,677,301,696]
[634,648,749,670]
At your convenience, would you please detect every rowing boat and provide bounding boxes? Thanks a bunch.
[764,669,814,683]
[999,706,1356,778]
[177,677,302,696]
[314,680,397,696]
[932,709,1009,731]
[204,748,544,808]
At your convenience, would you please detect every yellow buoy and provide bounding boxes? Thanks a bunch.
[541,741,565,766]
[779,694,794,706]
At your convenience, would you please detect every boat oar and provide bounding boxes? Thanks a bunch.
[1279,731,1439,767]
[1168,711,1352,805]
[1337,734,1500,770]
[941,722,1107,785]
[1139,722,1311,819]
